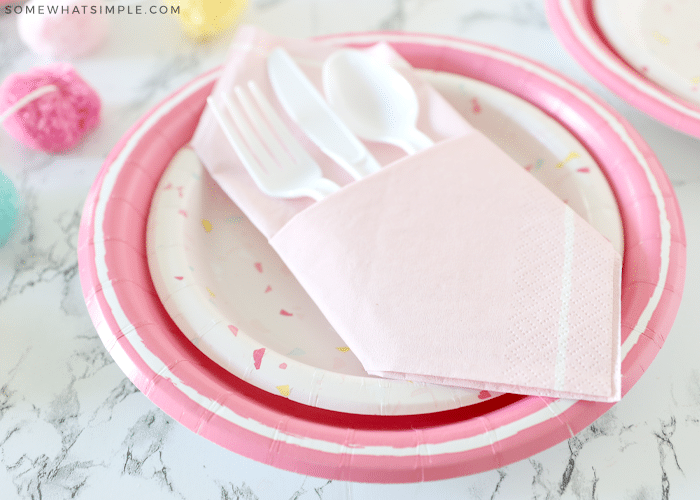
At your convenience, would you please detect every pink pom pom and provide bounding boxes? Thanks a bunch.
[17,0,109,59]
[0,63,101,153]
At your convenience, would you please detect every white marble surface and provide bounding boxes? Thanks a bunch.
[1,0,699,498]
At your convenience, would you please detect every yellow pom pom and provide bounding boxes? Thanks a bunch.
[166,0,247,40]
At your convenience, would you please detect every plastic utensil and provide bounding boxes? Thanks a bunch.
[322,48,434,154]
[266,47,381,180]
[207,80,340,201]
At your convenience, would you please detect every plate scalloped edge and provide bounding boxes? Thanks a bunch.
[77,32,686,483]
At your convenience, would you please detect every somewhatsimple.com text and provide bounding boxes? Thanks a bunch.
[4,4,180,15]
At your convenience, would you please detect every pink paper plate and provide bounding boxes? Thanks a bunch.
[77,32,686,482]
[546,0,700,138]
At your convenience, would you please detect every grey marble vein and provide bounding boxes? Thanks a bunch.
[0,182,82,309]
[490,470,507,500]
[130,53,204,111]
[220,482,259,500]
[458,1,548,31]
[378,0,405,31]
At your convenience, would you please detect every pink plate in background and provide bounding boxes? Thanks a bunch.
[546,0,700,138]
[77,32,685,482]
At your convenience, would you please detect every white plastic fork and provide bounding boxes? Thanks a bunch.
[207,81,341,201]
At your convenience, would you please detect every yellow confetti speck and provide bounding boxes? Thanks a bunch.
[202,219,213,232]
[336,347,350,352]
[276,385,290,397]
[207,287,215,297]
[555,151,580,169]
[692,76,700,85]
[652,31,670,45]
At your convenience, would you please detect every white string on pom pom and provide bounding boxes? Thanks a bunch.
[0,84,58,124]
[0,63,101,152]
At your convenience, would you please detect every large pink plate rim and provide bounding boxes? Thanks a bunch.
[546,0,700,138]
[77,32,685,482]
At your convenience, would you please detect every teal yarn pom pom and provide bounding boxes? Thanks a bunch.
[0,170,19,246]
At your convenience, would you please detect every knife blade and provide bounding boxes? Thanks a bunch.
[266,47,381,180]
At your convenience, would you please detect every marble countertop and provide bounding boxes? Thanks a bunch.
[1,0,699,498]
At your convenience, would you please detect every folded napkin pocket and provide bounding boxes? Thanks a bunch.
[269,132,622,402]
[191,26,621,402]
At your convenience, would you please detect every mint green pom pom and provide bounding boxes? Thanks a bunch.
[0,170,19,246]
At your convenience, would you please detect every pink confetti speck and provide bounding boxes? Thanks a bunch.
[264,285,272,293]
[178,210,188,217]
[254,262,263,273]
[253,348,265,369]
[176,186,184,198]
[164,182,173,190]
[174,276,184,280]
[228,325,238,336]
[478,390,491,400]
[280,309,293,316]
[641,65,649,73]
[279,363,287,369]
[471,97,482,114]
[576,167,590,173]
[524,164,533,172]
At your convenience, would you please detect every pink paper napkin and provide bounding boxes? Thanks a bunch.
[191,26,622,402]
[192,26,474,239]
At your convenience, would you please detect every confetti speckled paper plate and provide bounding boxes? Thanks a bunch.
[547,0,700,138]
[145,70,623,415]
[78,32,685,482]
[593,0,700,107]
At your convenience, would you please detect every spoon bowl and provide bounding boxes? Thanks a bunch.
[322,49,434,154]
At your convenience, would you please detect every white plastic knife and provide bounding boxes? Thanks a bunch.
[266,47,381,180]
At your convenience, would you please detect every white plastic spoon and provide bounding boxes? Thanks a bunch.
[322,48,434,154]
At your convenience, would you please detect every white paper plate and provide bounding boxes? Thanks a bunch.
[547,0,700,138]
[145,70,623,415]
[594,0,700,107]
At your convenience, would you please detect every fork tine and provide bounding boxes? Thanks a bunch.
[208,86,340,201]
[221,91,280,176]
[233,86,290,169]
[206,96,268,185]
[247,80,315,166]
